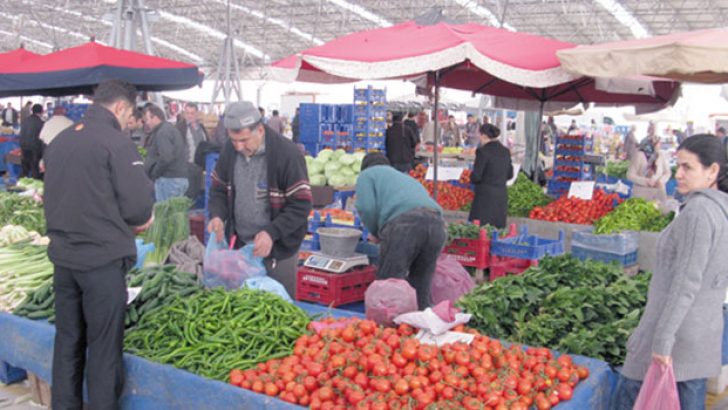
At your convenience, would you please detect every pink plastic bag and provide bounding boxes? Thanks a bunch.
[365,279,418,326]
[430,254,476,305]
[634,361,681,410]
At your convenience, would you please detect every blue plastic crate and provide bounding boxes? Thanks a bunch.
[490,226,565,260]
[300,103,335,124]
[0,361,26,384]
[553,169,588,180]
[595,176,633,199]
[555,147,587,157]
[300,128,320,143]
[336,105,353,124]
[554,158,585,168]
[571,246,638,266]
[354,87,386,104]
[0,139,19,173]
[666,178,677,197]
[555,136,586,147]
[547,180,571,197]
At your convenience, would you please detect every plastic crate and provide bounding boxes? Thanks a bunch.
[554,147,587,157]
[443,224,517,269]
[490,226,565,260]
[296,265,377,307]
[354,87,386,104]
[572,229,638,255]
[0,361,27,384]
[555,136,586,147]
[595,176,633,199]
[336,104,353,124]
[300,103,335,124]
[308,212,367,241]
[189,211,205,243]
[547,180,571,197]
[571,246,638,266]
[489,255,538,281]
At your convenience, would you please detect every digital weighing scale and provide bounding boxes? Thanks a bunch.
[303,252,369,274]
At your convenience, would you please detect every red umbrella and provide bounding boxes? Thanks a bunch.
[0,41,202,96]
[272,21,678,109]
[0,47,42,67]
[272,20,680,186]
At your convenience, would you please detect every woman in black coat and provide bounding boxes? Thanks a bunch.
[468,124,513,228]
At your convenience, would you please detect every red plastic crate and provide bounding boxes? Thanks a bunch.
[296,265,377,307]
[489,255,538,281]
[189,212,205,243]
[443,224,517,269]
[444,237,491,269]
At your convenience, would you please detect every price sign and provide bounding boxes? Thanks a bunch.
[568,181,595,200]
[425,166,465,182]
[507,163,521,187]
[126,287,142,305]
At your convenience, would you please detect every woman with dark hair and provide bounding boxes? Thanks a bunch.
[468,123,513,229]
[611,134,728,410]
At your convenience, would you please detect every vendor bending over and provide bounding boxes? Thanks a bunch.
[355,153,447,310]
[627,135,671,200]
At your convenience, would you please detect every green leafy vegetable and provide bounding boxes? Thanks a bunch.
[594,198,673,234]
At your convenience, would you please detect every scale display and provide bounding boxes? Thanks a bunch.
[303,252,369,273]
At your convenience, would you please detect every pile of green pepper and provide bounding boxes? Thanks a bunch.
[594,198,673,234]
[507,173,553,217]
[124,287,310,381]
[457,255,650,365]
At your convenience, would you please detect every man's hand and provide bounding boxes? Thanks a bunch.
[652,353,672,367]
[368,233,380,244]
[253,230,273,258]
[207,217,224,242]
[132,215,154,235]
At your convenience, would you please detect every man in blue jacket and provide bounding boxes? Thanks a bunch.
[355,153,447,309]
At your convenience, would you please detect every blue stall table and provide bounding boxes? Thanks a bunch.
[0,303,614,409]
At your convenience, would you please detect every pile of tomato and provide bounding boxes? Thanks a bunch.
[529,189,621,225]
[230,318,589,410]
[409,165,474,211]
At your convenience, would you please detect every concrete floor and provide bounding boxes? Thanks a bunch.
[0,381,43,410]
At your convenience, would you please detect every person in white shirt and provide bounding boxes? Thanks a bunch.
[40,106,74,146]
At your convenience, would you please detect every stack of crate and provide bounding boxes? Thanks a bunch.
[352,86,387,152]
[548,133,592,197]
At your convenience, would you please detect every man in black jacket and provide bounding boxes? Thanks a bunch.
[19,104,44,179]
[44,80,154,410]
[176,103,208,200]
[207,101,312,297]
[143,104,189,202]
[385,113,418,173]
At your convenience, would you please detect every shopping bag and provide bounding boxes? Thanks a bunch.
[202,236,266,290]
[243,276,292,302]
[365,278,418,326]
[430,254,476,305]
[633,361,681,410]
[135,239,155,270]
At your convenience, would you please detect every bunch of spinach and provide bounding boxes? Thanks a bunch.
[457,255,650,365]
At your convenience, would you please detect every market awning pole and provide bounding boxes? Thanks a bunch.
[533,100,545,183]
[433,71,441,200]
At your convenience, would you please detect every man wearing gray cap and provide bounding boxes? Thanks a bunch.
[207,101,312,296]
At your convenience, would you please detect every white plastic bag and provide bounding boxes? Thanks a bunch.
[244,276,292,302]
[393,308,472,336]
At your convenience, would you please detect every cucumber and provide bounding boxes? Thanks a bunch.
[27,309,53,319]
